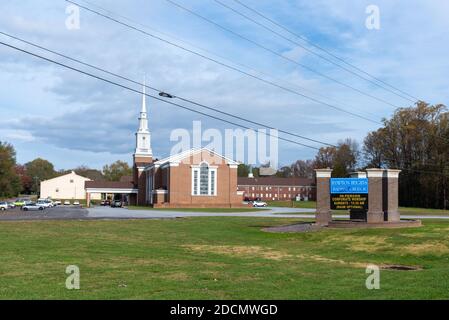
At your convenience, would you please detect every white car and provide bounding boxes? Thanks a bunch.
[64,200,71,205]
[0,202,9,211]
[54,200,62,206]
[252,200,268,207]
[22,202,45,211]
[38,199,54,207]
[36,200,53,208]
[73,201,80,206]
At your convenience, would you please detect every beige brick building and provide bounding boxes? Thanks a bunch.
[41,171,101,200]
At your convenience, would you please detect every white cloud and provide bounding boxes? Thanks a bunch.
[0,0,447,169]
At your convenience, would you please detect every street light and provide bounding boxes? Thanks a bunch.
[159,92,175,99]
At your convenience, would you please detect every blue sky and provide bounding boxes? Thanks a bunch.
[0,0,448,170]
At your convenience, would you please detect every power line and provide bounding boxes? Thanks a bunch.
[214,0,416,104]
[164,0,403,109]
[0,40,322,151]
[0,30,335,148]
[1,40,446,177]
[74,0,380,122]
[231,0,420,102]
[65,0,381,124]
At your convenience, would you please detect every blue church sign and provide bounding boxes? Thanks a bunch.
[330,178,368,194]
[330,178,369,210]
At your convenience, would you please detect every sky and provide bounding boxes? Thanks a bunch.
[0,0,448,170]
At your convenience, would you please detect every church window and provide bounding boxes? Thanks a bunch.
[210,170,216,195]
[192,163,217,196]
[200,163,209,195]
[193,170,198,195]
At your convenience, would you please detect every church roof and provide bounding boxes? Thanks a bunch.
[85,180,136,189]
[150,148,239,167]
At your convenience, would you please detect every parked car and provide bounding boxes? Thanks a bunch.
[7,202,16,209]
[38,199,54,207]
[14,199,26,206]
[21,202,45,211]
[73,201,80,206]
[111,200,122,208]
[0,202,9,211]
[54,200,62,206]
[64,200,71,205]
[101,200,111,206]
[36,200,53,208]
[252,200,268,207]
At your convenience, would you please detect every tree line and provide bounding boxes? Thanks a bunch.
[2,102,447,207]
[238,102,448,209]
[0,144,133,198]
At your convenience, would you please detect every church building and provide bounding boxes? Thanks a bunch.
[86,83,243,208]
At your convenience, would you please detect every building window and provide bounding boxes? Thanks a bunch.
[192,163,217,196]
[200,163,209,195]
[70,179,74,183]
[210,170,215,195]
[55,188,59,193]
[193,170,198,195]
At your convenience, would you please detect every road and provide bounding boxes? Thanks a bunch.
[1,205,448,221]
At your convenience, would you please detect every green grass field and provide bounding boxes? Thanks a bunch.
[1,217,449,299]
[269,201,449,216]
[268,200,317,208]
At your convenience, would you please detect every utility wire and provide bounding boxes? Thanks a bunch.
[0,40,322,151]
[75,0,381,122]
[0,31,334,147]
[231,0,420,102]
[214,0,415,103]
[65,0,380,124]
[164,0,403,109]
[1,41,446,177]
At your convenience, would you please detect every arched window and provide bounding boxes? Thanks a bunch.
[192,162,217,196]
[199,163,209,195]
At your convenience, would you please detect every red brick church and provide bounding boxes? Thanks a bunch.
[86,84,243,208]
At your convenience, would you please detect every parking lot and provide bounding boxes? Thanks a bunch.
[0,205,89,221]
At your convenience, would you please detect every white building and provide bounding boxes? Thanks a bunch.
[40,171,101,200]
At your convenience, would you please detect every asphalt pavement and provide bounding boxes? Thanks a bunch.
[0,205,448,221]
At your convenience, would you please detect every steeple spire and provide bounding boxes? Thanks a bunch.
[134,76,152,157]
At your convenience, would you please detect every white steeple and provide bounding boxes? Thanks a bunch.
[134,78,152,157]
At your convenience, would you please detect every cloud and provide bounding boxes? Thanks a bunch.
[0,0,447,169]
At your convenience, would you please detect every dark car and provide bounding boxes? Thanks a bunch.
[111,200,122,208]
[101,200,111,206]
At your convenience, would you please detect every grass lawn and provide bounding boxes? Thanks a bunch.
[1,217,449,299]
[268,200,316,208]
[127,206,266,213]
[399,207,449,216]
[269,201,449,216]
